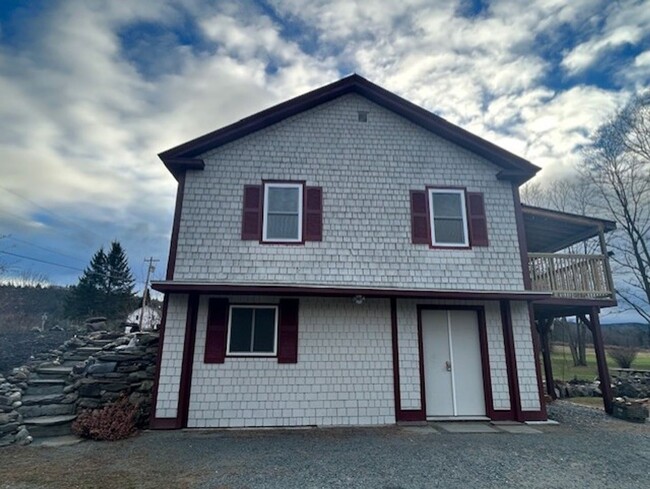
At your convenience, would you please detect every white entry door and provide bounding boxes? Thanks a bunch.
[422,309,486,418]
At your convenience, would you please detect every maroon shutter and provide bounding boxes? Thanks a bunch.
[468,192,489,247]
[277,299,299,363]
[204,298,229,363]
[304,186,323,241]
[410,190,430,244]
[241,185,262,240]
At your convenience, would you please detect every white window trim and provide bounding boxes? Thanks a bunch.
[262,182,303,242]
[428,188,470,247]
[226,305,279,356]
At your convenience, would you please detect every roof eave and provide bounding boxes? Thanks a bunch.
[159,157,205,181]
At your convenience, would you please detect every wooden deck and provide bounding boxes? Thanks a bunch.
[528,253,615,300]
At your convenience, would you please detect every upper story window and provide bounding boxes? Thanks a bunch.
[428,188,469,247]
[263,183,304,242]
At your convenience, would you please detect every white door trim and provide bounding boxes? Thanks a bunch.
[420,307,488,419]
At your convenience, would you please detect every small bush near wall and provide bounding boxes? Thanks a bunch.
[72,395,138,441]
[608,347,639,369]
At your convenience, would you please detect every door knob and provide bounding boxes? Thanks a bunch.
[445,360,452,372]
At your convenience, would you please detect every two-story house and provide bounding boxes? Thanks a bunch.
[150,75,616,429]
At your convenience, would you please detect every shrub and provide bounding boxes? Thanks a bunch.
[607,347,639,369]
[72,395,139,441]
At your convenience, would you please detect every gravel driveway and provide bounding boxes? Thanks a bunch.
[1,401,649,489]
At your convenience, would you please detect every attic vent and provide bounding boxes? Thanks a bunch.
[358,111,368,122]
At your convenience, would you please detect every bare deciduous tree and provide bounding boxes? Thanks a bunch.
[581,93,650,333]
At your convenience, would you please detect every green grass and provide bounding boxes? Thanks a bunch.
[547,345,650,381]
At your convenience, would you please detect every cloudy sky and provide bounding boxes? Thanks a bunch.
[0,0,648,319]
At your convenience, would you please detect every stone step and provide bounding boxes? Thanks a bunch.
[62,360,82,367]
[35,366,72,378]
[22,393,67,406]
[27,379,66,396]
[75,346,102,354]
[18,402,75,418]
[32,435,83,448]
[23,414,77,438]
[90,339,115,346]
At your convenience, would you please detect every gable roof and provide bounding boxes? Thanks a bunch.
[159,74,540,182]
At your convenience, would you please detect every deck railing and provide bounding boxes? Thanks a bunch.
[528,253,614,299]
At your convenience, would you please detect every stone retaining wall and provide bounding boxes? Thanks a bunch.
[0,330,159,447]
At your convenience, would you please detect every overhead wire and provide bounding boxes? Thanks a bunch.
[0,250,147,285]
[5,236,86,263]
[0,184,105,240]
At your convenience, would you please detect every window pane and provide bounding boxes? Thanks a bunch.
[229,308,253,352]
[434,218,465,244]
[266,214,299,239]
[432,193,462,218]
[253,308,276,352]
[267,187,299,212]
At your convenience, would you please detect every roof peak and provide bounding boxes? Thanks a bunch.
[159,74,540,182]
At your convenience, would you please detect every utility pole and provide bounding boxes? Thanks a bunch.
[138,257,159,331]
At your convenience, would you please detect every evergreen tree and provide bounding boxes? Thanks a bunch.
[65,241,136,320]
[105,241,136,317]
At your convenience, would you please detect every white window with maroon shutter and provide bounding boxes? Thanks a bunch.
[263,183,303,242]
[242,183,322,243]
[428,188,469,247]
[226,305,278,356]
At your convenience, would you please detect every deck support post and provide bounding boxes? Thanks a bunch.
[597,226,616,299]
[581,309,613,414]
[537,318,556,399]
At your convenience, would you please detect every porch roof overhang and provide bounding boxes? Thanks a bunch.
[151,281,552,301]
[522,205,617,253]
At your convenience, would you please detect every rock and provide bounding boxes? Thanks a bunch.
[0,412,18,424]
[0,422,20,434]
[116,363,144,373]
[137,334,159,346]
[100,391,122,403]
[101,382,131,392]
[64,382,80,394]
[87,362,117,374]
[9,391,21,403]
[15,427,31,444]
[97,352,144,362]
[78,382,102,398]
[138,380,155,392]
[0,433,16,447]
[128,371,153,381]
[77,397,100,409]
[86,321,107,332]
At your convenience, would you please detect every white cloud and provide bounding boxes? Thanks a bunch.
[0,0,647,288]
[561,0,650,76]
[562,26,644,75]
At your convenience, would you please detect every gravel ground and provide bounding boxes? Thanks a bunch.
[1,401,649,489]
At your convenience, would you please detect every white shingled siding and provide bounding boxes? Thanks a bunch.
[154,294,187,419]
[173,93,525,292]
[511,301,541,411]
[187,297,395,428]
[395,299,511,414]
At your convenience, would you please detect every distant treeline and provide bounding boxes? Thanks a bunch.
[551,320,649,349]
[0,284,72,333]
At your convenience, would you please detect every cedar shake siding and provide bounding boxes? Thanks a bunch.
[172,94,525,292]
